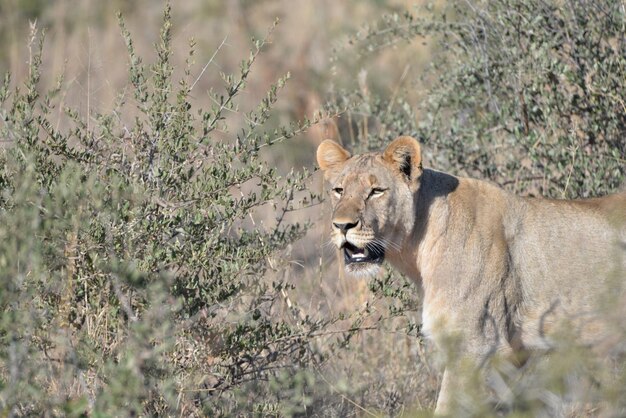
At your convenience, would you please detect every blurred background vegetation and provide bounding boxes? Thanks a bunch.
[0,0,624,416]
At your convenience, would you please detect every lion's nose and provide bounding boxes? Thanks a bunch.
[333,220,359,233]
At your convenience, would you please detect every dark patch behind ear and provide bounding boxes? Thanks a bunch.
[399,156,412,178]
[382,136,422,181]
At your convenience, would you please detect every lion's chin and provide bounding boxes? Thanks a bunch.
[344,262,382,277]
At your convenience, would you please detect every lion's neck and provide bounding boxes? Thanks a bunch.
[386,169,460,287]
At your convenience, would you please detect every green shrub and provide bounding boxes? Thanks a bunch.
[343,0,625,198]
[0,5,339,416]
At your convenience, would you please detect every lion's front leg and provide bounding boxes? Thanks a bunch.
[434,368,453,416]
[434,359,516,416]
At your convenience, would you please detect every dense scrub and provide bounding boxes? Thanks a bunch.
[0,7,342,416]
[341,0,625,198]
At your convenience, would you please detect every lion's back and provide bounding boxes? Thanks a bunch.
[511,191,626,349]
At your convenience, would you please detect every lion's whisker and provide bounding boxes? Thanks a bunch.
[321,239,336,250]
[377,237,402,252]
[370,239,388,253]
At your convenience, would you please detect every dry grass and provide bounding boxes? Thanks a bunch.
[0,0,432,146]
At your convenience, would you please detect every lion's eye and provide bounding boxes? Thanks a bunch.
[333,187,344,197]
[369,188,386,198]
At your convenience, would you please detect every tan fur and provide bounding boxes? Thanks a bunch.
[317,136,626,415]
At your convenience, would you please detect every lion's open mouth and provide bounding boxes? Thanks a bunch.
[342,242,384,265]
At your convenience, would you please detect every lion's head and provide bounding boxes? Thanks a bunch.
[316,136,423,275]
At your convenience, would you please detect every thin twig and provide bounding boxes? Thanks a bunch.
[190,35,228,91]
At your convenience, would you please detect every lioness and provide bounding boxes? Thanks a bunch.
[316,136,626,414]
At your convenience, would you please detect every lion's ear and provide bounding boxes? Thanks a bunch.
[383,136,422,181]
[316,140,351,171]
